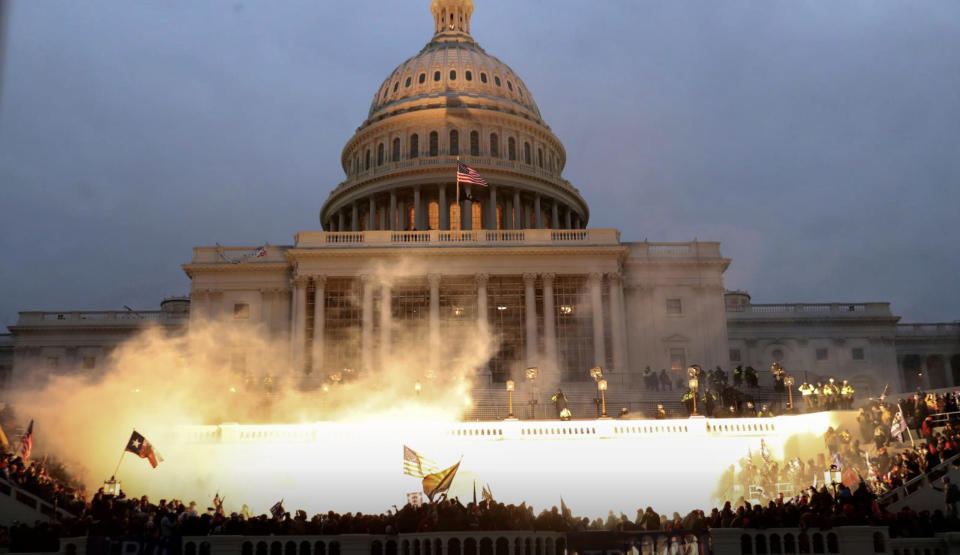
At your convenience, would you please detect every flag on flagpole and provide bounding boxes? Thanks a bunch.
[19,420,33,461]
[891,409,908,442]
[560,497,571,518]
[456,162,488,187]
[0,422,9,451]
[403,445,439,478]
[482,483,493,504]
[125,430,163,468]
[270,500,285,518]
[212,492,224,515]
[422,460,461,502]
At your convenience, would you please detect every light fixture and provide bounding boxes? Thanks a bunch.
[505,380,515,419]
[590,366,603,381]
[559,305,574,315]
[453,306,464,317]
[414,381,422,396]
[598,379,608,417]
[497,305,508,311]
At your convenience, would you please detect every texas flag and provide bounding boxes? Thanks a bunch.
[125,431,162,468]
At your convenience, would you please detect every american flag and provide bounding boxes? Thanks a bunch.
[456,162,488,187]
[403,445,439,478]
[19,420,33,461]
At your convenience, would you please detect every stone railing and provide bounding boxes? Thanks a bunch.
[60,531,566,555]
[896,323,960,336]
[15,311,188,327]
[710,526,888,555]
[291,229,621,249]
[625,241,724,259]
[0,476,75,522]
[170,415,791,445]
[726,302,892,317]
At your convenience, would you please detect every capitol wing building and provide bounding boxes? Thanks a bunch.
[4,0,958,409]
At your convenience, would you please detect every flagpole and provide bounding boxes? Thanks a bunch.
[112,429,133,479]
[896,400,915,447]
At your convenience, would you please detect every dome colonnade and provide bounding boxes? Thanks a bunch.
[319,0,590,233]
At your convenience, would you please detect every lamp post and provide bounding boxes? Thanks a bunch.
[687,365,701,416]
[590,366,603,417]
[505,380,515,419]
[784,375,795,410]
[525,367,539,419]
[598,379,608,418]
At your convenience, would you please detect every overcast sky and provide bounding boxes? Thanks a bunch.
[1,0,958,328]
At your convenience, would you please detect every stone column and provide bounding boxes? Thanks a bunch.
[513,190,522,229]
[380,282,392,369]
[312,275,327,375]
[463,184,472,230]
[338,211,346,232]
[389,191,398,231]
[504,197,513,230]
[551,202,559,230]
[414,186,422,230]
[588,272,606,368]
[608,272,627,373]
[361,275,374,372]
[488,185,497,231]
[476,273,491,382]
[428,273,441,372]
[291,276,309,370]
[439,184,448,230]
[534,194,542,229]
[564,208,572,230]
[258,289,273,336]
[368,196,376,230]
[542,273,556,368]
[523,273,538,368]
[351,202,359,231]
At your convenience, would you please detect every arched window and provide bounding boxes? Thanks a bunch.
[428,201,439,230]
[524,142,531,164]
[472,201,482,230]
[377,143,384,165]
[392,138,400,162]
[465,70,472,81]
[407,204,415,230]
[494,76,501,87]
[434,71,441,81]
[537,147,543,167]
[405,77,411,88]
[449,130,459,156]
[410,134,419,158]
[490,134,499,157]
[507,80,513,91]
[365,149,371,170]
[450,69,457,80]
[429,132,439,157]
[508,137,516,160]
[419,73,426,84]
[470,131,479,156]
[480,73,488,83]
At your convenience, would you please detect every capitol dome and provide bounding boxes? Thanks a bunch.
[320,0,589,233]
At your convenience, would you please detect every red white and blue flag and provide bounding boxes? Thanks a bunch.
[19,420,33,461]
[125,430,162,468]
[456,162,488,187]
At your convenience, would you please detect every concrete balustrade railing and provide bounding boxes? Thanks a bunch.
[291,229,621,249]
[60,531,567,555]
[170,416,791,445]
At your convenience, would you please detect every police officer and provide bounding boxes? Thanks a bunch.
[799,381,815,412]
[840,380,855,410]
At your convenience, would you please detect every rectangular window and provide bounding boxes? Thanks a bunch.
[233,303,250,319]
[666,298,682,315]
[852,347,865,361]
[82,356,96,369]
[729,349,741,362]
[669,348,686,372]
[816,348,828,361]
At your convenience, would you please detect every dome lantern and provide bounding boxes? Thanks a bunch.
[430,0,473,35]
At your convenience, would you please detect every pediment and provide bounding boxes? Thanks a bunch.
[662,333,690,343]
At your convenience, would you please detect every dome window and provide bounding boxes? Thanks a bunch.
[377,143,385,166]
[523,142,531,164]
[507,80,513,91]
[494,76,501,87]
[470,131,479,156]
[405,77,412,88]
[480,73,488,83]
[538,147,543,168]
[434,71,441,82]
[392,138,400,162]
[409,134,419,158]
[450,69,457,80]
[508,137,516,160]
[465,71,473,81]
[429,131,439,157]
[365,149,371,170]
[419,73,426,84]
[393,81,399,93]
[490,134,499,157]
[449,130,459,156]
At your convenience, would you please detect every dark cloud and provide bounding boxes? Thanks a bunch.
[1,0,958,326]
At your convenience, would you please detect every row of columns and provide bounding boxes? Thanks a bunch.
[326,184,583,232]
[289,272,628,376]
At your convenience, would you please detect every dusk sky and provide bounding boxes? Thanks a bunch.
[1,0,958,328]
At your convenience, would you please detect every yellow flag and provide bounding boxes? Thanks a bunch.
[422,460,461,502]
[0,423,8,451]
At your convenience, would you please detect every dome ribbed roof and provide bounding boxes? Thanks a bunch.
[365,0,542,124]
